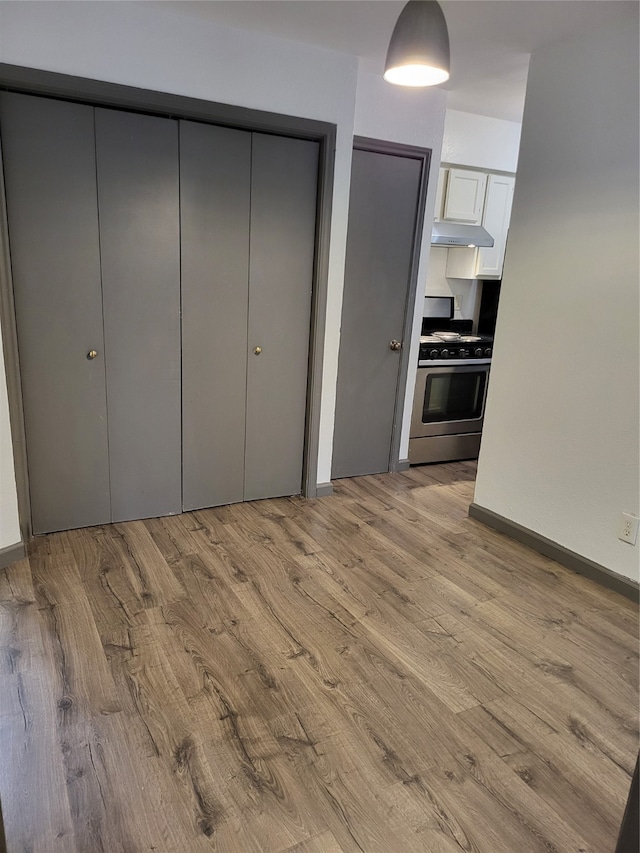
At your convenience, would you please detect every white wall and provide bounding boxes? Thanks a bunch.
[474,11,640,582]
[442,109,521,173]
[424,246,479,319]
[0,1,447,542]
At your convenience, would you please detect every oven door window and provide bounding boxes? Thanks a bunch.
[422,371,487,423]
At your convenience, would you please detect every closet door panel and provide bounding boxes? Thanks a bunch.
[245,134,318,501]
[95,109,181,522]
[180,121,251,510]
[0,93,110,534]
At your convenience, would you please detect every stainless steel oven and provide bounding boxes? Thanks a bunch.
[409,332,492,465]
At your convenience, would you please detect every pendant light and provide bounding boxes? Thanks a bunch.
[384,0,450,87]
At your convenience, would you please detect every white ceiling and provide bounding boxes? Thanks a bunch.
[146,1,633,122]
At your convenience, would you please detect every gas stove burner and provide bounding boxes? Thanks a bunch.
[418,331,494,363]
[431,331,461,341]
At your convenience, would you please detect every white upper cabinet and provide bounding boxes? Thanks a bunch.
[444,170,516,280]
[442,168,487,224]
[476,174,515,278]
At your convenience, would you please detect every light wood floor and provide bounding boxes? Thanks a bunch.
[0,462,637,853]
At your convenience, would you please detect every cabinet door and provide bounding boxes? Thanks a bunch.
[244,133,318,501]
[476,174,515,278]
[95,109,182,523]
[433,167,447,221]
[443,168,487,224]
[0,93,111,534]
[180,120,251,511]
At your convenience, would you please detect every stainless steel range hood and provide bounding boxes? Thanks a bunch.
[431,222,494,248]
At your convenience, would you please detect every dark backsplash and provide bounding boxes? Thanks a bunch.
[422,317,474,335]
[477,281,502,336]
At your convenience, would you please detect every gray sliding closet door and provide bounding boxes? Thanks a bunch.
[245,134,319,501]
[332,147,422,479]
[180,121,251,511]
[0,93,111,534]
[95,109,181,522]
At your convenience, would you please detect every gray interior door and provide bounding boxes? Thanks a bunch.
[95,109,182,522]
[180,120,251,511]
[0,93,111,534]
[332,146,422,480]
[244,133,318,501]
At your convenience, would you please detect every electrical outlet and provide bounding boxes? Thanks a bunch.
[618,513,639,545]
[454,295,462,313]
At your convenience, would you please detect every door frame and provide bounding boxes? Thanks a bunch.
[0,64,336,540]
[351,136,432,473]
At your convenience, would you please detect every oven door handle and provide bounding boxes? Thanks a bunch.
[418,358,491,367]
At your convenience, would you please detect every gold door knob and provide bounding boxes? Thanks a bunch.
[253,346,262,355]
[389,340,402,352]
[87,350,98,360]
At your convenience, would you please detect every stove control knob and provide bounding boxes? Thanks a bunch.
[474,347,483,357]
[440,349,449,359]
[484,347,493,357]
[429,349,439,359]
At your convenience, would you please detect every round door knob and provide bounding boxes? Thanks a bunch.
[87,350,98,360]
[389,340,402,352]
[253,346,262,355]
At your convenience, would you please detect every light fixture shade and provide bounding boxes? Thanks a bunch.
[384,0,450,87]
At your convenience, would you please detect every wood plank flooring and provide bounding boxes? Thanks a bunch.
[0,461,637,852]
